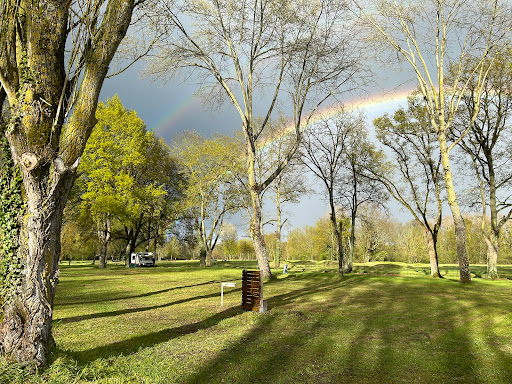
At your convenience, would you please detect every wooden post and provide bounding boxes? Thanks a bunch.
[242,270,266,312]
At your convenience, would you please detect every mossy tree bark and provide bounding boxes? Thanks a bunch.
[0,0,135,368]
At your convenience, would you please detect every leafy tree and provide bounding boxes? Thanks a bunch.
[147,0,367,278]
[238,239,256,260]
[77,95,169,268]
[219,223,239,260]
[338,122,387,273]
[0,1,138,367]
[172,131,244,267]
[355,0,511,282]
[286,225,315,261]
[373,95,444,277]
[450,49,512,279]
[357,203,394,262]
[120,128,184,264]
[394,221,430,264]
[302,109,385,273]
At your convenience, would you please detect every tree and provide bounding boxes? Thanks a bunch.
[355,0,511,282]
[338,122,387,273]
[77,95,173,268]
[255,119,310,268]
[148,0,366,278]
[219,223,239,260]
[172,131,244,267]
[301,109,360,274]
[450,49,512,279]
[358,203,394,262]
[372,95,444,277]
[120,124,184,264]
[0,0,139,367]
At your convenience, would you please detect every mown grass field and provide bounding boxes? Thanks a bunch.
[2,261,512,383]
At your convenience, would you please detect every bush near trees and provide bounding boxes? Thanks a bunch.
[283,209,512,266]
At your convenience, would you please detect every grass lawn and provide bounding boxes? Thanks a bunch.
[2,261,512,383]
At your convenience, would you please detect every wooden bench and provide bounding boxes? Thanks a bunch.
[242,270,266,312]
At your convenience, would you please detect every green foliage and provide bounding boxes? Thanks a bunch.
[171,131,245,252]
[286,215,350,261]
[74,95,178,256]
[79,94,165,223]
[0,133,24,306]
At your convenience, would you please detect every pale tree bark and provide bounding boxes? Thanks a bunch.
[372,95,443,278]
[355,0,511,282]
[348,200,356,272]
[0,0,136,368]
[426,230,441,278]
[149,0,366,278]
[329,194,344,276]
[451,51,512,280]
[439,131,471,281]
[275,196,283,269]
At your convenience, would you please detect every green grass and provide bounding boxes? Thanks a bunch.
[2,261,512,383]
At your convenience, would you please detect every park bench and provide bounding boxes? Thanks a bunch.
[241,269,266,312]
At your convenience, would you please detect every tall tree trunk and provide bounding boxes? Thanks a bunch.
[425,230,441,278]
[0,0,135,369]
[154,222,160,261]
[346,208,357,273]
[97,217,111,269]
[247,147,271,278]
[328,190,343,276]
[0,169,74,368]
[249,188,272,278]
[206,247,213,267]
[125,241,132,267]
[439,133,471,283]
[275,192,282,269]
[124,228,135,267]
[336,220,344,276]
[199,247,206,267]
[484,234,499,280]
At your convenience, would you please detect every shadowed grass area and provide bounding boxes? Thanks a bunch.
[2,261,512,383]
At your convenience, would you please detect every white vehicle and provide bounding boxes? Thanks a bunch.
[130,252,155,267]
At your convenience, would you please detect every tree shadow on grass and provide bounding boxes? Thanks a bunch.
[182,275,511,384]
[57,285,239,324]
[56,280,222,306]
[182,274,361,384]
[63,306,243,364]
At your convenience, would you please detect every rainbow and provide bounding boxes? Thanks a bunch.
[256,87,415,149]
[152,87,415,145]
[152,96,201,136]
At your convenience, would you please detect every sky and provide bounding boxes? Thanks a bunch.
[99,63,418,237]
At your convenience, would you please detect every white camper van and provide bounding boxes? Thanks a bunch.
[130,252,155,267]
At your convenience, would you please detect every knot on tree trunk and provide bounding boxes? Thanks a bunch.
[20,152,39,171]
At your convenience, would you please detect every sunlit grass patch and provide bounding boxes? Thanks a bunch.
[5,261,512,383]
